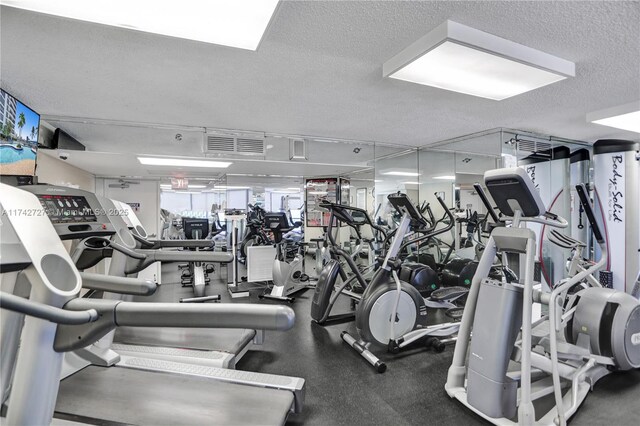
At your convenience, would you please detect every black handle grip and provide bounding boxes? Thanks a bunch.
[473,183,500,223]
[575,184,604,244]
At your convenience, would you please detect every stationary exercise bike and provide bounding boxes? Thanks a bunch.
[341,193,464,372]
[445,169,640,425]
[261,212,314,302]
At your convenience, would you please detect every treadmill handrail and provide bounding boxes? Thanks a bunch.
[125,250,234,274]
[62,298,295,330]
[79,272,157,296]
[147,239,215,249]
[0,291,98,325]
[109,240,147,260]
[132,232,155,249]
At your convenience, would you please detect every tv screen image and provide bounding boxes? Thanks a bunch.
[0,89,40,176]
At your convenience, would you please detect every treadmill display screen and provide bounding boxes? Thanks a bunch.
[37,195,97,223]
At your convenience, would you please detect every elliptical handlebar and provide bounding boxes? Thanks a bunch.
[473,183,501,224]
[398,193,455,252]
[318,199,387,238]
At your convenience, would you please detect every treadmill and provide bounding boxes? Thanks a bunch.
[0,183,304,425]
[109,198,259,369]
[18,185,304,407]
[22,185,258,369]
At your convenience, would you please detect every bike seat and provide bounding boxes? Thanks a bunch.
[431,286,469,302]
[445,307,465,320]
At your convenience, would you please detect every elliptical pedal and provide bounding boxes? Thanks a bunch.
[431,286,469,302]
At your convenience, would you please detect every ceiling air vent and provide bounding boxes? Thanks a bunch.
[290,138,308,161]
[207,135,235,152]
[513,138,552,154]
[237,138,265,154]
[204,132,265,156]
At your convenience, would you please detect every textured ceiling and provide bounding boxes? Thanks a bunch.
[1,1,639,178]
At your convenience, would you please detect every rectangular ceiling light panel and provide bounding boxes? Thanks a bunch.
[2,0,280,50]
[587,101,640,133]
[383,21,575,100]
[138,157,232,168]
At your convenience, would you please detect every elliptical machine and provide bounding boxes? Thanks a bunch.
[341,193,465,372]
[261,212,314,302]
[178,217,219,302]
[310,201,386,325]
[445,168,640,425]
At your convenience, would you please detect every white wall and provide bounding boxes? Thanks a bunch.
[96,178,161,283]
[36,152,95,191]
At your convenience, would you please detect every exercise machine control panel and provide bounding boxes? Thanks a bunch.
[37,194,97,223]
[21,185,116,240]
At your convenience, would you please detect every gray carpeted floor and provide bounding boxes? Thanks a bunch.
[144,262,640,425]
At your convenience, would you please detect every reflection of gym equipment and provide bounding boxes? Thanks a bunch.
[341,193,464,373]
[261,212,314,303]
[240,204,271,259]
[445,168,640,426]
[178,218,220,302]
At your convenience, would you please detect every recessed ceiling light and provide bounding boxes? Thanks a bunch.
[383,20,575,100]
[382,171,421,177]
[433,175,456,180]
[3,0,280,50]
[403,181,422,185]
[587,101,640,133]
[138,157,232,168]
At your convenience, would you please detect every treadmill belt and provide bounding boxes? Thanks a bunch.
[56,366,293,425]
[114,327,256,353]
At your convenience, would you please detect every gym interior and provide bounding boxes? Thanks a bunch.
[1,1,639,425]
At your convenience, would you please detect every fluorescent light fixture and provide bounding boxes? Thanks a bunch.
[433,175,456,180]
[138,157,232,168]
[587,101,640,133]
[3,0,279,50]
[214,185,250,190]
[383,21,575,100]
[381,171,421,177]
[403,181,422,185]
[188,185,207,189]
[309,191,328,195]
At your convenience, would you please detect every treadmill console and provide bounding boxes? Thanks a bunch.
[38,194,97,223]
[21,185,116,240]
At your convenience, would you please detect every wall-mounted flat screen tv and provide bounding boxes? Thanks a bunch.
[0,89,39,176]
